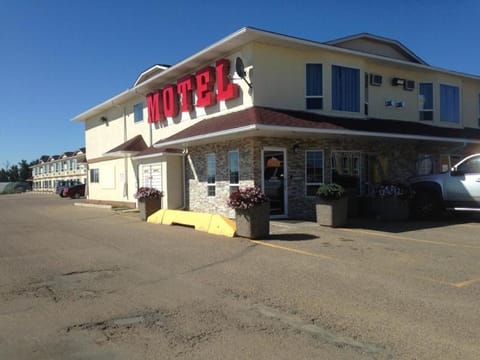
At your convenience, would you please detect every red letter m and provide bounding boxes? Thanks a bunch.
[146,90,164,123]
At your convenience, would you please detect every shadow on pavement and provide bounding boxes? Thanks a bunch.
[266,233,318,241]
[345,213,480,234]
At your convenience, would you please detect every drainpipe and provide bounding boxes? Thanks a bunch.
[123,107,128,199]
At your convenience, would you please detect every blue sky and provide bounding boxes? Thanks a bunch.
[1,0,479,167]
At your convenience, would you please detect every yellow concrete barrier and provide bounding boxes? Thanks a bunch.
[147,209,236,237]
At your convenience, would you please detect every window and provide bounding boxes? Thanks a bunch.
[207,154,216,196]
[306,64,323,109]
[90,168,99,183]
[457,156,480,174]
[228,151,239,194]
[331,65,360,112]
[419,83,433,121]
[305,150,324,196]
[134,102,144,123]
[440,84,460,123]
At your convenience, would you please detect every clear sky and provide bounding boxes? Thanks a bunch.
[1,0,479,167]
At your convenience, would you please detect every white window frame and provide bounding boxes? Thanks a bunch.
[133,102,144,123]
[228,150,239,194]
[305,150,324,197]
[207,153,216,197]
[90,168,100,183]
[305,63,323,110]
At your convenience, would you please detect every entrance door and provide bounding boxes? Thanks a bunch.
[262,148,287,218]
[140,163,163,190]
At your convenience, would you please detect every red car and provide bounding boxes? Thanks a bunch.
[62,183,85,199]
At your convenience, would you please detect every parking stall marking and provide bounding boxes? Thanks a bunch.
[451,277,480,288]
[338,228,480,250]
[249,240,344,263]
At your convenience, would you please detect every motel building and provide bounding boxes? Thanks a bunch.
[72,27,480,220]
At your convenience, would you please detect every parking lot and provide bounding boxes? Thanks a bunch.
[1,194,479,359]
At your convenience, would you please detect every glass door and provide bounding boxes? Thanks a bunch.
[262,148,287,217]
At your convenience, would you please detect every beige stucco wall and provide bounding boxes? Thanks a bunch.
[87,157,137,203]
[250,42,480,128]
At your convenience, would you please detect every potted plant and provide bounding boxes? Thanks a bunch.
[227,186,270,239]
[315,183,348,227]
[373,183,413,221]
[134,187,163,221]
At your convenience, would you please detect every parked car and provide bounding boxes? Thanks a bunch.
[409,153,480,218]
[56,180,81,197]
[63,183,85,199]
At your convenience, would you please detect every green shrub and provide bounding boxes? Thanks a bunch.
[316,183,345,201]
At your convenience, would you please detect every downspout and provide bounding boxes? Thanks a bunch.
[181,152,187,209]
[123,107,129,199]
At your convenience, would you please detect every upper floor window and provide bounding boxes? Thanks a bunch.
[305,150,324,197]
[134,102,144,123]
[228,151,239,194]
[306,64,323,110]
[207,153,216,196]
[419,83,433,121]
[331,65,360,112]
[440,84,460,123]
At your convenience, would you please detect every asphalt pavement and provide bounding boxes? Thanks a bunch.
[1,193,479,359]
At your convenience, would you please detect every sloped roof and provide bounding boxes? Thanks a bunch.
[133,146,184,160]
[154,107,480,147]
[104,135,148,157]
[325,32,427,65]
[133,64,170,87]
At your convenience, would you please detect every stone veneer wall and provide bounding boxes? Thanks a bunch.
[185,135,461,220]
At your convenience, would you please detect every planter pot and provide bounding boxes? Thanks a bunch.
[235,202,270,239]
[316,196,348,227]
[373,197,409,221]
[138,197,162,221]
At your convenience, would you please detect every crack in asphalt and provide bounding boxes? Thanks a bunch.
[181,244,257,275]
[254,304,388,356]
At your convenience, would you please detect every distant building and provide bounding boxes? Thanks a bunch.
[72,27,480,219]
[31,148,87,193]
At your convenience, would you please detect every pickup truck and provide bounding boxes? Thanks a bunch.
[409,153,480,218]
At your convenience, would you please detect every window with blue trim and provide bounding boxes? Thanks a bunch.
[331,65,360,112]
[306,64,323,109]
[133,102,144,123]
[440,84,460,123]
[419,83,433,121]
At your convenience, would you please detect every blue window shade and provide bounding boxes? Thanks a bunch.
[306,64,323,109]
[419,83,433,109]
[134,102,144,122]
[419,83,433,121]
[440,85,460,123]
[332,65,360,112]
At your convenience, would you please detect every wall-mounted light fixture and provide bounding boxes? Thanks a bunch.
[293,143,300,154]
[100,116,108,126]
[391,77,405,86]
